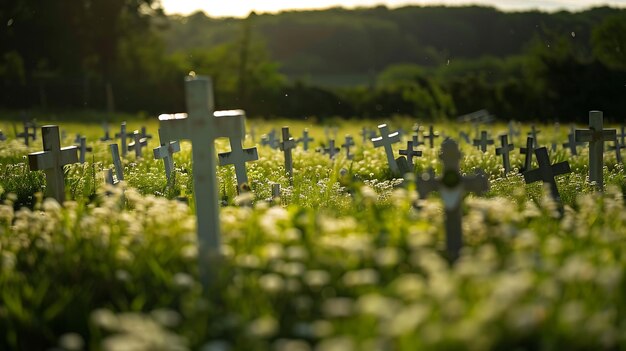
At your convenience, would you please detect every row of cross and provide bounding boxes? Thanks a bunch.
[18,75,622,285]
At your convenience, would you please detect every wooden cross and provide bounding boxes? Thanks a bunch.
[416,138,489,262]
[76,136,93,164]
[575,111,616,190]
[299,128,314,151]
[323,139,340,159]
[218,116,258,188]
[527,125,540,148]
[74,133,82,144]
[27,125,78,203]
[472,131,494,153]
[520,136,535,172]
[100,122,112,141]
[372,124,401,175]
[271,183,281,205]
[495,134,514,174]
[115,122,128,157]
[399,140,422,168]
[153,128,182,183]
[341,135,355,160]
[279,126,296,180]
[423,125,439,148]
[109,143,124,181]
[523,147,571,203]
[158,75,245,287]
[128,130,148,159]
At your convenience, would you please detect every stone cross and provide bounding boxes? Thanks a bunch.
[100,122,112,141]
[341,135,355,160]
[140,126,153,140]
[104,168,117,186]
[299,128,314,151]
[159,75,245,287]
[527,125,540,148]
[74,133,82,144]
[523,147,571,204]
[323,139,340,159]
[76,136,93,164]
[520,136,535,172]
[412,132,425,147]
[472,131,494,153]
[617,126,626,146]
[399,140,422,168]
[416,139,489,262]
[27,125,78,203]
[423,125,439,148]
[575,111,616,190]
[271,183,281,204]
[279,126,297,181]
[495,134,514,174]
[115,122,128,157]
[128,130,148,159]
[551,123,560,152]
[153,128,182,183]
[372,124,401,175]
[218,118,258,189]
[109,143,124,181]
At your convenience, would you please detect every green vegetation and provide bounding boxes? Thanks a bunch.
[1,119,626,350]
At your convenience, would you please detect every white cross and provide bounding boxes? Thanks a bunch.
[575,110,616,190]
[472,131,494,153]
[159,75,245,287]
[218,113,258,188]
[372,124,401,175]
[100,122,112,141]
[323,139,340,159]
[153,128,181,183]
[28,125,78,203]
[399,140,422,168]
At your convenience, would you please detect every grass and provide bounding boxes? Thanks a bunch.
[1,117,626,350]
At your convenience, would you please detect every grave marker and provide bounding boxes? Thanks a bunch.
[608,140,623,165]
[279,126,297,182]
[341,135,355,160]
[528,125,540,148]
[109,143,124,181]
[575,111,616,190]
[360,127,369,144]
[159,75,245,287]
[520,136,535,172]
[127,130,148,158]
[115,122,128,157]
[416,139,489,262]
[218,117,258,188]
[100,122,112,141]
[153,128,182,182]
[562,131,581,155]
[399,140,422,168]
[523,147,571,204]
[372,124,401,175]
[298,128,314,151]
[323,139,340,159]
[27,125,78,203]
[423,125,440,148]
[140,126,153,140]
[495,134,514,174]
[472,131,494,153]
[76,136,93,163]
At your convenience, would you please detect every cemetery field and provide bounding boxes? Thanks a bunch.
[2,116,626,350]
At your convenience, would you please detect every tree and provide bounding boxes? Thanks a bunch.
[592,13,626,71]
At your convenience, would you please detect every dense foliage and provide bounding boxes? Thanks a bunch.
[1,118,626,350]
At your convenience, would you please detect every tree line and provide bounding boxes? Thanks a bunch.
[1,2,625,122]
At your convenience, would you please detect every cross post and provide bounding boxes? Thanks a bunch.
[77,136,93,164]
[218,115,258,189]
[28,125,78,203]
[372,124,401,175]
[523,147,571,204]
[100,122,112,141]
[153,128,182,183]
[115,122,128,157]
[399,140,422,168]
[128,130,148,158]
[575,111,616,190]
[279,126,296,181]
[495,134,514,174]
[528,125,541,148]
[472,131,494,153]
[323,139,340,159]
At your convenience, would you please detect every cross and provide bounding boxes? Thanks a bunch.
[472,131,494,153]
[100,122,112,141]
[323,139,340,159]
[153,128,182,183]
[608,140,624,165]
[423,125,439,148]
[341,135,355,160]
[299,128,314,151]
[360,127,369,144]
[523,147,571,204]
[115,122,128,157]
[279,126,297,181]
[495,134,514,174]
[399,140,422,168]
[527,125,540,148]
[372,124,401,175]
[218,116,258,189]
[109,143,124,181]
[76,136,93,164]
[127,130,148,158]
[508,120,520,141]
[458,131,471,144]
[617,126,626,146]
[520,136,535,173]
[575,110,616,190]
[158,75,245,287]
[140,126,153,140]
[261,129,279,149]
[17,122,35,146]
[27,125,78,203]
[562,131,581,155]
[413,133,426,147]
[416,138,489,262]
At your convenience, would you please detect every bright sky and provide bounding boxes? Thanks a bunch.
[160,0,626,17]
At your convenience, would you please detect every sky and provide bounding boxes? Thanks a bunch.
[160,0,626,17]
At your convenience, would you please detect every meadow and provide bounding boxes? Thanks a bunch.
[1,116,626,351]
